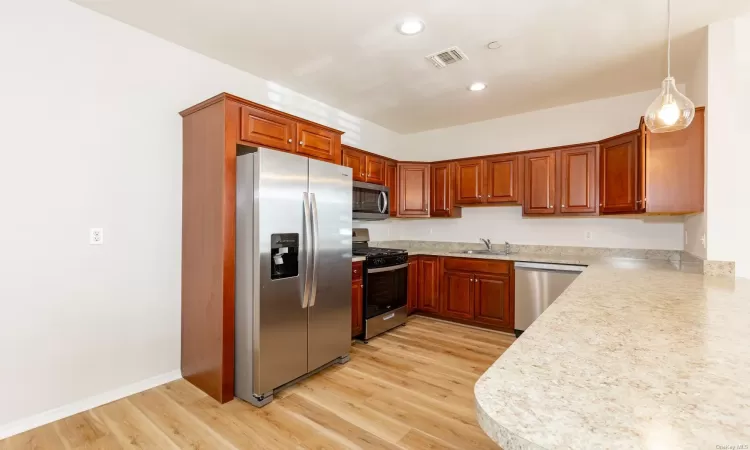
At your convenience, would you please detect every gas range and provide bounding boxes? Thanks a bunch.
[352,247,408,268]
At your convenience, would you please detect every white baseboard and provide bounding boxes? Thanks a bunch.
[0,370,182,441]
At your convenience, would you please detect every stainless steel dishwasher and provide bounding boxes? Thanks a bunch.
[514,262,585,337]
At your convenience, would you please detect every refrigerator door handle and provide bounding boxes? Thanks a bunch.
[302,192,312,308]
[309,192,320,307]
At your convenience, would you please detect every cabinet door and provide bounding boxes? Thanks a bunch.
[645,108,705,214]
[473,274,512,329]
[523,151,556,215]
[365,155,385,185]
[430,162,454,217]
[385,161,398,217]
[600,132,638,214]
[398,164,430,217]
[407,257,419,315]
[342,147,366,182]
[441,271,474,320]
[418,256,440,313]
[560,145,597,214]
[240,106,296,152]
[296,123,340,163]
[351,280,363,337]
[454,159,484,204]
[485,155,519,203]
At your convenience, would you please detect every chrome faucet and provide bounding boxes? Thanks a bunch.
[480,238,492,251]
[505,241,511,255]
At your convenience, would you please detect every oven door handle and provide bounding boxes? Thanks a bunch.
[367,263,408,274]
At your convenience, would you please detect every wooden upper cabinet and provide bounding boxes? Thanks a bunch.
[485,155,519,204]
[385,161,398,217]
[239,105,296,152]
[454,159,484,204]
[430,163,461,218]
[398,163,430,217]
[644,107,705,214]
[418,256,440,313]
[473,274,512,329]
[296,123,341,163]
[560,145,598,214]
[441,271,474,320]
[523,151,556,215]
[365,155,385,185]
[600,132,639,214]
[342,147,366,182]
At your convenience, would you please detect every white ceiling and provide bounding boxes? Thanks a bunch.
[73,0,749,133]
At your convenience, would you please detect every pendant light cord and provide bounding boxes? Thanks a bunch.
[667,0,672,78]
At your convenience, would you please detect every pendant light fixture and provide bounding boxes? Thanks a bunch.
[644,0,695,133]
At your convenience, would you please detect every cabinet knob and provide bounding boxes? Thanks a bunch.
[299,141,304,146]
[600,203,603,207]
[288,138,292,143]
[561,204,566,207]
[361,284,363,288]
[548,204,553,208]
[353,269,358,273]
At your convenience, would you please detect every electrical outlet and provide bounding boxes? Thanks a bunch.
[701,233,706,249]
[90,228,103,245]
[584,231,593,241]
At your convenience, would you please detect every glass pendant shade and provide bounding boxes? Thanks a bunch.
[644,78,695,133]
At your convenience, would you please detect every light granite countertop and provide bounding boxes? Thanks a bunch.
[351,256,366,263]
[473,261,750,449]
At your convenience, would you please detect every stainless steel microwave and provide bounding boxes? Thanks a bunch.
[353,181,389,220]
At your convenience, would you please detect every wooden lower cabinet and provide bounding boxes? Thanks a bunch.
[407,256,419,314]
[441,270,474,320]
[417,256,440,313]
[351,262,363,337]
[473,273,512,329]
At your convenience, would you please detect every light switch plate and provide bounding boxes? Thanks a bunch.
[90,228,103,245]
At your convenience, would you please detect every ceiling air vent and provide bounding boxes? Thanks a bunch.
[425,46,468,69]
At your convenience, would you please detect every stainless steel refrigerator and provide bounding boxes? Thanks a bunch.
[234,148,352,407]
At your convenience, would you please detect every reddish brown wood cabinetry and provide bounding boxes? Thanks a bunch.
[523,151,556,215]
[296,123,340,163]
[454,159,485,204]
[442,270,474,320]
[351,262,363,337]
[418,256,440,313]
[239,105,296,152]
[342,147,366,182]
[644,107,705,214]
[385,160,398,217]
[473,274,512,329]
[398,163,430,217]
[560,145,598,214]
[600,132,639,214]
[430,163,461,218]
[365,155,385,185]
[485,155,520,203]
[407,256,419,314]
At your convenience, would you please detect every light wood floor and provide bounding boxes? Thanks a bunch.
[1,316,514,449]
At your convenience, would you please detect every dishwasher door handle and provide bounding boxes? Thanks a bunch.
[514,262,586,273]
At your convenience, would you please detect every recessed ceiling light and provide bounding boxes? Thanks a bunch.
[468,82,487,91]
[398,19,425,35]
[487,41,502,50]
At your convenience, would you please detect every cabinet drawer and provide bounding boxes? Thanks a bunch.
[352,261,363,281]
[442,257,510,275]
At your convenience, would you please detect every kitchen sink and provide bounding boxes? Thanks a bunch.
[456,249,507,255]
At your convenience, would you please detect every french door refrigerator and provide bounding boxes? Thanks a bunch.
[235,148,352,407]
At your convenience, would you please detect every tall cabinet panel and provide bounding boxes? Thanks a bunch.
[599,132,638,214]
[559,145,598,214]
[398,163,430,217]
[523,151,556,215]
[454,159,484,205]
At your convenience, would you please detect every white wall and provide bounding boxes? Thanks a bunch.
[684,28,709,260]
[374,90,686,250]
[731,16,750,277]
[0,0,401,436]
